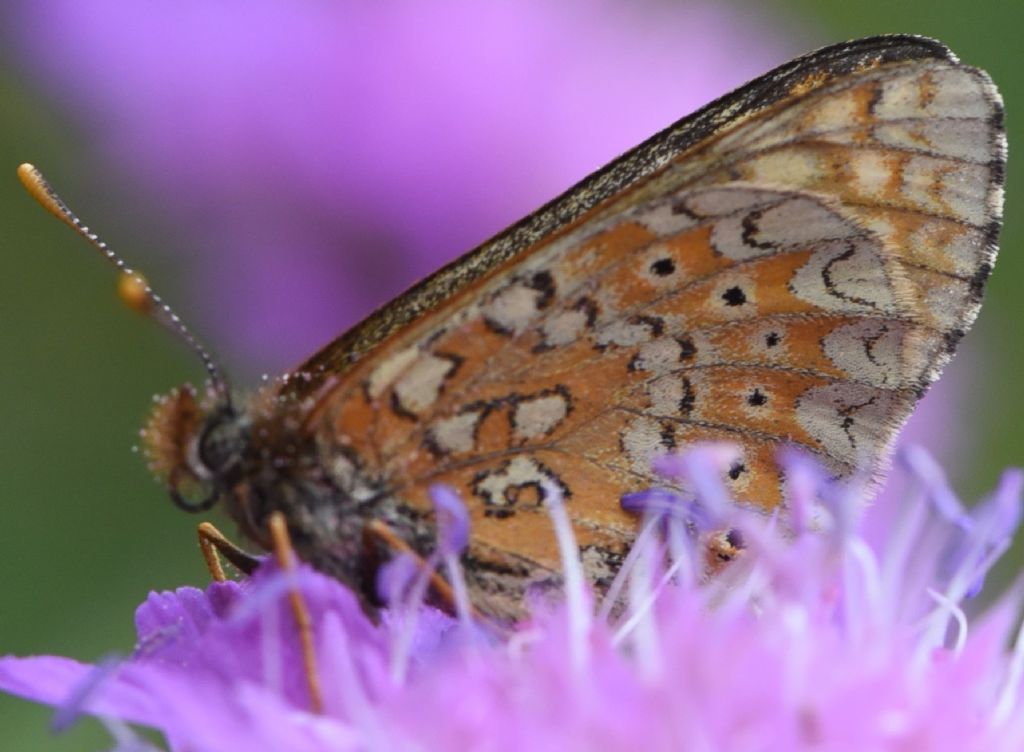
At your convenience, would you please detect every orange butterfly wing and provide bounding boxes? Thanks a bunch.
[275,37,1003,618]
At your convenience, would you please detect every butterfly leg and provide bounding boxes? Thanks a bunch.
[196,521,261,581]
[197,518,323,712]
[363,519,460,616]
[267,511,324,714]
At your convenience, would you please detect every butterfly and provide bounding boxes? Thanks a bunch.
[22,35,1005,622]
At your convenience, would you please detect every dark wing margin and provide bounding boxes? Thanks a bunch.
[287,35,959,396]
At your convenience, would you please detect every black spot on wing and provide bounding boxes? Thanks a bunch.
[679,377,696,416]
[722,286,747,306]
[650,258,676,277]
[527,270,556,309]
[677,336,697,361]
[727,461,746,480]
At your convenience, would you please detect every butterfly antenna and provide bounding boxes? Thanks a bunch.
[18,163,233,409]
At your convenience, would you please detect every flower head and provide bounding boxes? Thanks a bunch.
[2,445,1022,750]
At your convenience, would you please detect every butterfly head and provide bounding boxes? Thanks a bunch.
[142,384,249,512]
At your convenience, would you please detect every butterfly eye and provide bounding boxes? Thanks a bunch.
[196,410,246,481]
[166,411,245,513]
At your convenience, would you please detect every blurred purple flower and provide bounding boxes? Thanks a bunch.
[2,446,1023,750]
[864,355,977,550]
[8,1,793,371]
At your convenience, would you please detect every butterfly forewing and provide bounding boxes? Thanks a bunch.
[263,37,1003,618]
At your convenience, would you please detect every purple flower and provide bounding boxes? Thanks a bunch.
[429,484,471,558]
[7,1,792,371]
[2,445,1023,750]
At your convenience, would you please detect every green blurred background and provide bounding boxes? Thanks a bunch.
[1,1,1022,748]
